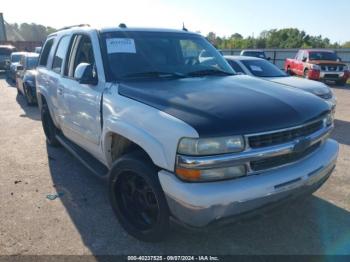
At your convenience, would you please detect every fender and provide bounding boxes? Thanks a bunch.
[102,85,199,171]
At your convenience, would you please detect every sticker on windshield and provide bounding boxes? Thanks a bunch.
[106,38,136,54]
[250,65,263,72]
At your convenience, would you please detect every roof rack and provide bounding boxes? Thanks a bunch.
[56,24,90,31]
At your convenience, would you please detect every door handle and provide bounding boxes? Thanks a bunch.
[58,87,63,95]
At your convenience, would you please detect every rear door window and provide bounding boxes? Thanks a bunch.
[39,38,54,67]
[52,35,71,74]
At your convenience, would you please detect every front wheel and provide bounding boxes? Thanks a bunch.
[41,103,60,147]
[109,151,170,242]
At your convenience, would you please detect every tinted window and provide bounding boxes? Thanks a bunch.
[11,54,22,63]
[39,38,54,67]
[52,36,71,74]
[309,51,338,61]
[241,59,287,77]
[0,47,14,56]
[227,60,245,74]
[101,31,233,80]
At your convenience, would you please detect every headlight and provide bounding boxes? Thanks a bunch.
[177,136,244,156]
[310,64,321,70]
[324,112,334,126]
[176,165,246,182]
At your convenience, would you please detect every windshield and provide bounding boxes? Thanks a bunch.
[309,51,338,61]
[11,54,21,63]
[0,47,14,56]
[101,31,234,80]
[27,57,38,69]
[242,51,266,59]
[241,59,287,77]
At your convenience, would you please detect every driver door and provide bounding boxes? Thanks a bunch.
[59,33,104,156]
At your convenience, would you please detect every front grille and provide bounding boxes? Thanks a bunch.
[248,120,324,148]
[320,64,343,72]
[250,142,321,172]
[324,74,340,79]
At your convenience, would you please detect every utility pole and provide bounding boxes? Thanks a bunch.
[0,13,7,41]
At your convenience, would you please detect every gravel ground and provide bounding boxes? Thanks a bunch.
[0,74,350,256]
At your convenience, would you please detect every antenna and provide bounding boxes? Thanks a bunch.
[182,22,188,32]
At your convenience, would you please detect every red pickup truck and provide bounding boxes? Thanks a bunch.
[285,49,349,85]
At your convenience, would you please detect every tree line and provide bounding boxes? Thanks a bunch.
[206,28,350,49]
[4,23,350,49]
[5,23,56,42]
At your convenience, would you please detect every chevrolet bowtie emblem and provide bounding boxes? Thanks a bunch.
[293,137,312,153]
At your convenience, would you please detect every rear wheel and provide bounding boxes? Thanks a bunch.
[304,69,309,79]
[41,103,60,147]
[109,151,170,242]
[286,67,293,75]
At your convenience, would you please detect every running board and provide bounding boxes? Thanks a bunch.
[55,134,109,179]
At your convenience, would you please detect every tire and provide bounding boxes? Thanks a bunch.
[304,69,309,79]
[286,67,293,76]
[109,151,170,242]
[41,103,60,147]
[24,84,35,106]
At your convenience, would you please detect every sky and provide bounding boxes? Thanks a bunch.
[2,0,350,43]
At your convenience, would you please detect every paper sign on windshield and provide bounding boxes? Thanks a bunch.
[106,38,136,54]
[250,65,263,72]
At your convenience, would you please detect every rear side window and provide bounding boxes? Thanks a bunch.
[52,36,71,74]
[39,38,54,67]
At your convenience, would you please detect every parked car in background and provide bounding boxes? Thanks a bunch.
[284,49,349,85]
[240,49,270,60]
[0,45,16,70]
[37,25,338,242]
[225,56,337,110]
[34,46,42,54]
[8,52,26,82]
[16,52,39,105]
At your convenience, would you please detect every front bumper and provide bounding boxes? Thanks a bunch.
[319,71,349,81]
[158,139,338,227]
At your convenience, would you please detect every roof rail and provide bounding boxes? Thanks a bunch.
[56,24,90,32]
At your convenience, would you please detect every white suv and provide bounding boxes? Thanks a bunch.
[36,25,338,242]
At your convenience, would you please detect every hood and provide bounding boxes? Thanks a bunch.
[309,60,346,66]
[118,75,329,137]
[264,76,331,96]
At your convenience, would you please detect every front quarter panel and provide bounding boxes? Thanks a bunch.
[102,84,199,171]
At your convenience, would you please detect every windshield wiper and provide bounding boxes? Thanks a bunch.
[186,69,235,77]
[122,71,186,79]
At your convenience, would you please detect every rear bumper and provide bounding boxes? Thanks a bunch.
[158,139,338,227]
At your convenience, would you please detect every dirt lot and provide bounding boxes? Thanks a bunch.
[0,74,350,256]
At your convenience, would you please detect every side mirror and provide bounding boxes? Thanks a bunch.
[337,57,342,62]
[267,57,271,61]
[74,63,98,85]
[16,65,24,71]
[302,57,307,62]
